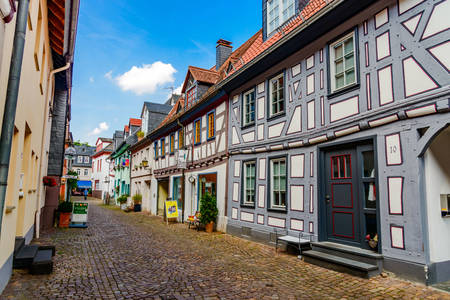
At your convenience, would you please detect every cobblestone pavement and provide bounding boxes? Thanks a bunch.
[2,198,449,300]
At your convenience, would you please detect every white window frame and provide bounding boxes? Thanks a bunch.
[84,169,88,176]
[243,161,256,206]
[269,73,285,117]
[243,89,256,126]
[84,156,89,163]
[76,169,81,175]
[77,156,83,163]
[267,0,295,36]
[270,157,287,209]
[329,31,357,93]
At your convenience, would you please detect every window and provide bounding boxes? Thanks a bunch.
[243,161,256,206]
[243,89,256,126]
[186,86,197,108]
[154,141,158,159]
[76,169,81,175]
[160,138,165,157]
[269,73,285,116]
[267,0,295,36]
[84,169,88,176]
[270,158,287,209]
[77,156,83,163]
[331,155,352,179]
[329,32,356,92]
[84,156,89,163]
[207,111,215,140]
[178,128,184,149]
[194,119,201,145]
[170,134,175,154]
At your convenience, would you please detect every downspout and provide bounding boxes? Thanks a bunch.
[34,62,71,239]
[177,118,185,222]
[0,0,30,236]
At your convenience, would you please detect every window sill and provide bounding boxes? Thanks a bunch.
[327,83,360,99]
[207,137,216,142]
[267,112,286,122]
[240,203,256,209]
[267,208,288,214]
[194,142,201,147]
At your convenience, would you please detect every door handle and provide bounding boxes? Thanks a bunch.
[325,194,331,204]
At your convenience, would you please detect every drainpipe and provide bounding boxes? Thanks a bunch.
[177,119,185,222]
[0,0,30,236]
[35,62,70,239]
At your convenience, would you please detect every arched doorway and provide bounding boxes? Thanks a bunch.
[422,123,450,283]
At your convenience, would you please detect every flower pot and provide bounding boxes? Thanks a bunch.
[205,221,214,233]
[120,203,127,210]
[134,204,141,212]
[59,212,71,228]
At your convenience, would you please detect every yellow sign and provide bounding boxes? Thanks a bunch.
[165,200,178,218]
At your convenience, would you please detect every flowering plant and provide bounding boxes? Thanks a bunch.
[43,176,57,187]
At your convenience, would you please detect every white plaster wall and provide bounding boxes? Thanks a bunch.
[183,162,228,232]
[424,128,450,263]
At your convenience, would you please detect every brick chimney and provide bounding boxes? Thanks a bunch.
[216,39,232,70]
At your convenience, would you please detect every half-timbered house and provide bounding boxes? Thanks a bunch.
[148,46,235,230]
[222,0,450,284]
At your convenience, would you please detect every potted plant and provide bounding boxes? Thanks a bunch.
[199,192,218,233]
[118,195,128,210]
[58,201,73,228]
[136,130,145,141]
[132,194,142,212]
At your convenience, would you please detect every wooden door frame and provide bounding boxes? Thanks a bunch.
[318,135,382,252]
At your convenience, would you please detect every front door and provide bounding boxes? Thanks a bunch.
[324,143,378,250]
[197,173,217,210]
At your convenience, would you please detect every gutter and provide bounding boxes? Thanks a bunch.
[0,0,30,236]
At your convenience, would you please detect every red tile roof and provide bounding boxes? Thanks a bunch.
[154,0,332,134]
[226,0,331,77]
[129,118,142,127]
[182,66,219,93]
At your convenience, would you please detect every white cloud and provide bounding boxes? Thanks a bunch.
[114,62,176,95]
[88,122,109,136]
[89,77,94,83]
[104,71,113,80]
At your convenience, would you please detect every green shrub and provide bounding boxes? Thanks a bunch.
[58,201,73,213]
[117,195,128,204]
[199,192,218,225]
[132,194,142,204]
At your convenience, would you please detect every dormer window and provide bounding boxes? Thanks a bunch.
[186,86,197,108]
[267,0,295,36]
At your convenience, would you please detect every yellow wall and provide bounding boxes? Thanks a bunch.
[0,0,55,273]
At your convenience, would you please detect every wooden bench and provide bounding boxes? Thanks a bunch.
[275,229,312,257]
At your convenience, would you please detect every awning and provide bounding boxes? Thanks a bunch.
[77,180,91,189]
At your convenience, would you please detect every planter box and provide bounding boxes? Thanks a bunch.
[59,212,71,228]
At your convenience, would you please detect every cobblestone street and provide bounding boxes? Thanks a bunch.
[2,198,449,300]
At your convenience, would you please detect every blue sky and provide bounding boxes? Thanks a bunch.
[71,0,261,145]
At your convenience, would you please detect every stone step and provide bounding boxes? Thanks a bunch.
[311,242,383,266]
[302,250,381,278]
[30,250,53,275]
[13,245,39,269]
[14,237,25,256]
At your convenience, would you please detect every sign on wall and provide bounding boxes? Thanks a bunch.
[177,150,187,169]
